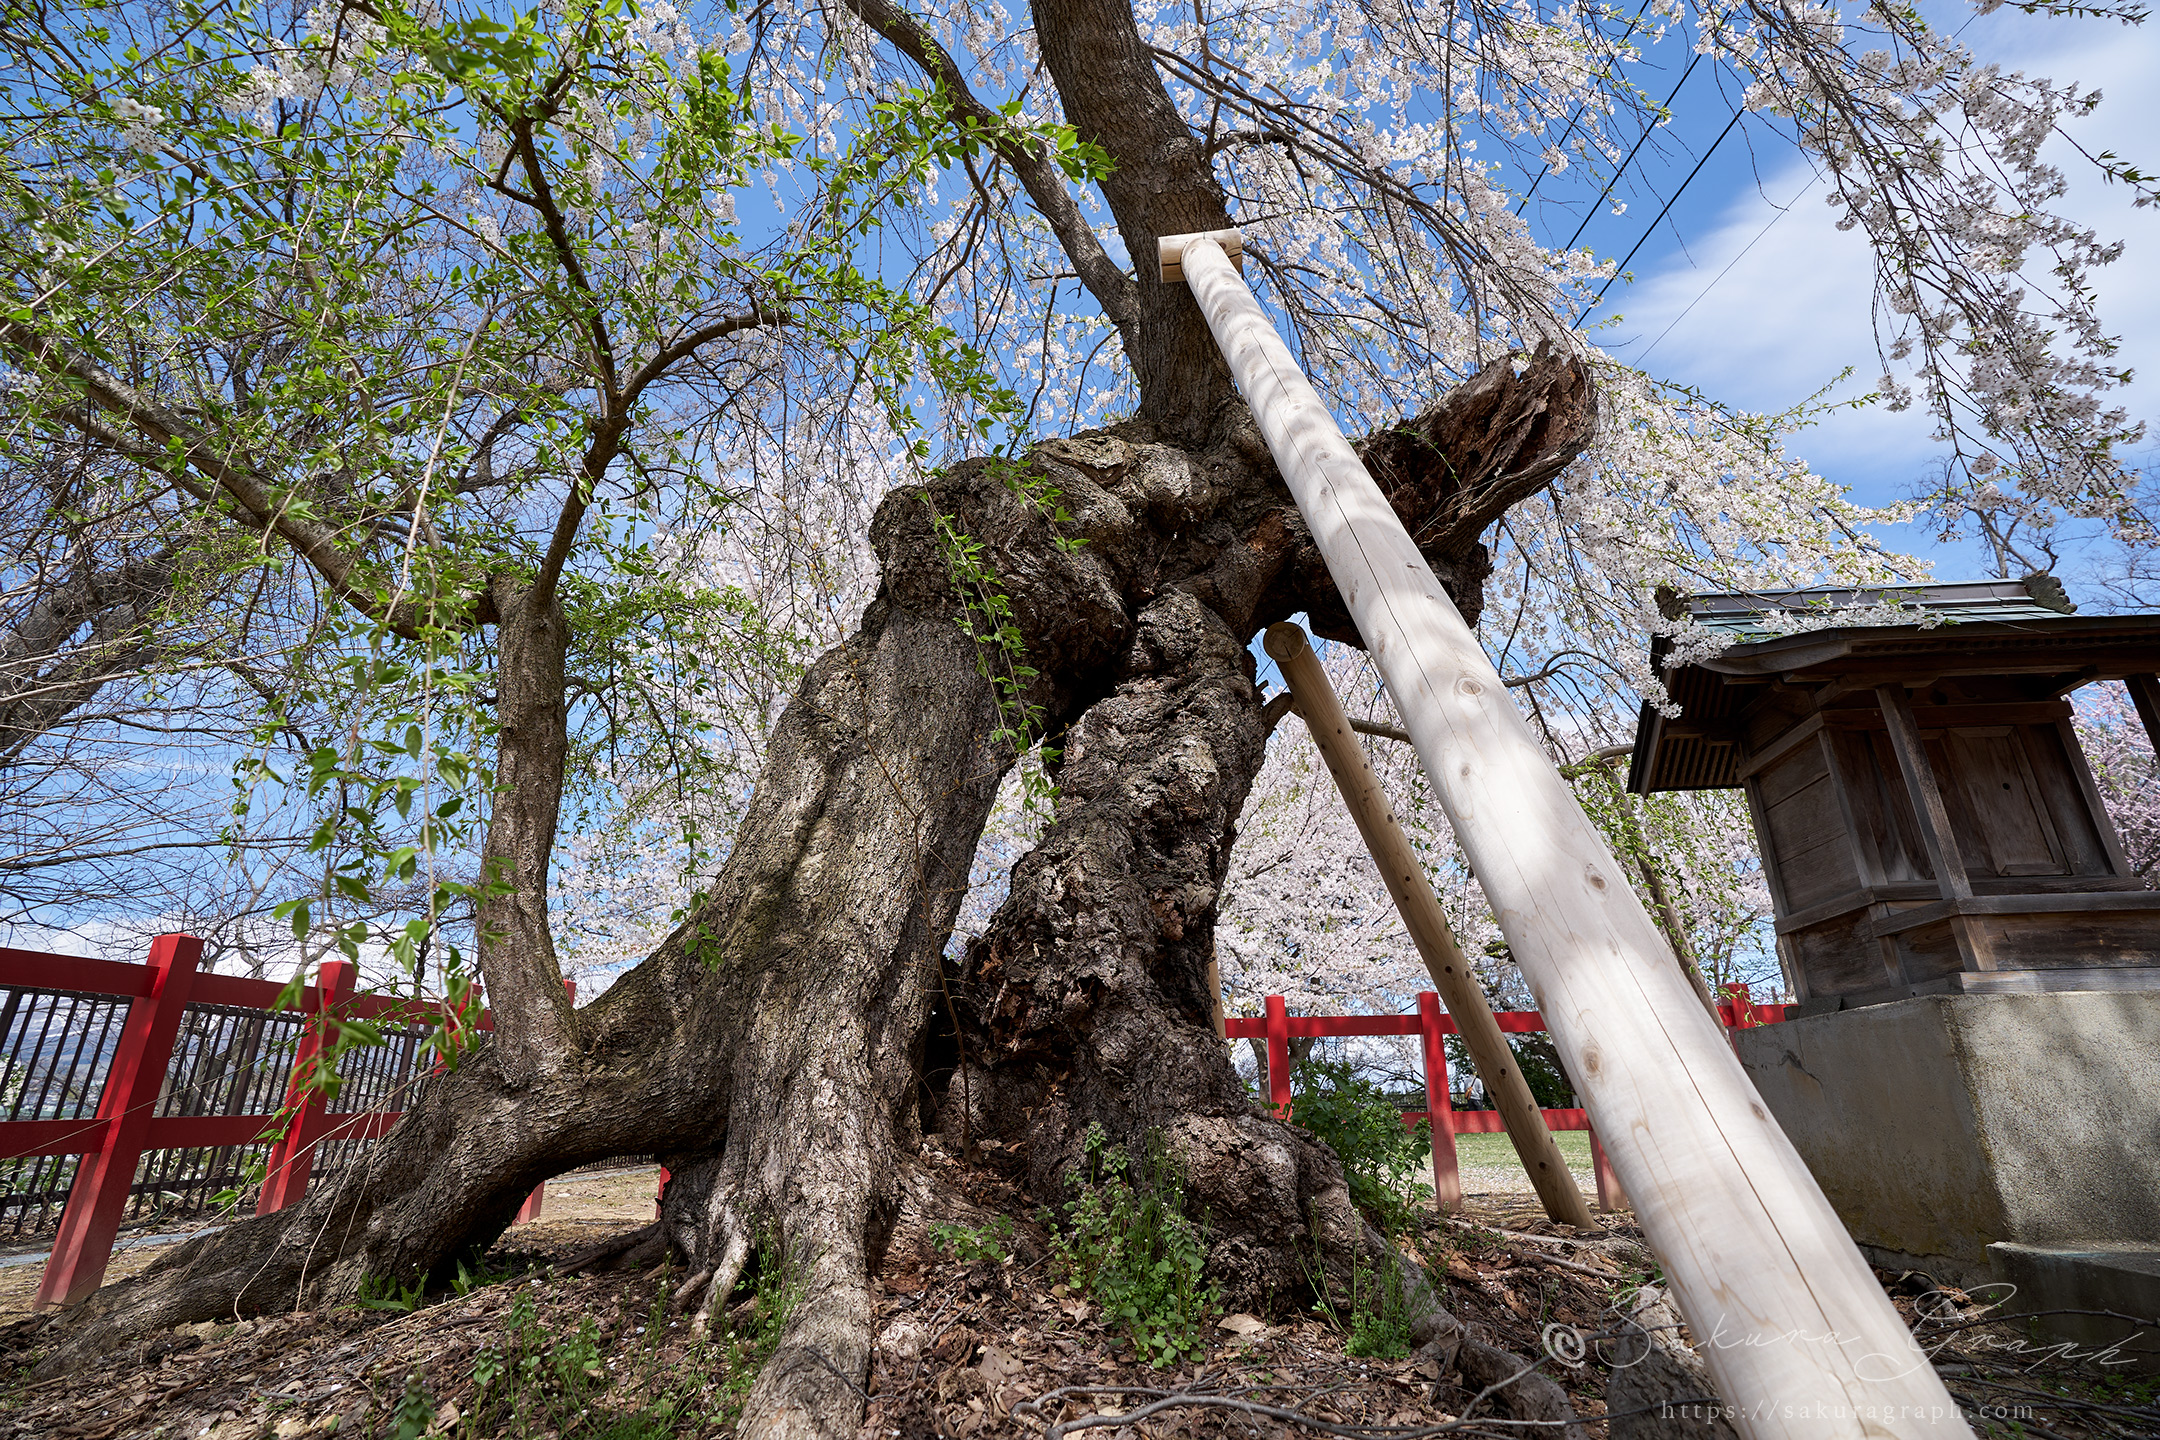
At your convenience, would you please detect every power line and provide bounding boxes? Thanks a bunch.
[1567,5,1983,329]
[1560,51,1704,254]
[1633,171,1820,364]
[1576,104,1744,324]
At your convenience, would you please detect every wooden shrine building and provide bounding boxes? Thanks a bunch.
[1627,579,2160,1013]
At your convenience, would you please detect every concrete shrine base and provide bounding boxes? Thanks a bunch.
[1735,991,2160,1370]
[1987,1242,2160,1372]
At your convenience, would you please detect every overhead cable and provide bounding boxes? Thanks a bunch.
[1559,50,1705,254]
[1575,104,1745,324]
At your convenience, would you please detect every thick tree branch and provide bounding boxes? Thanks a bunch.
[0,549,178,765]
[1026,0,1238,432]
[3,319,432,639]
[840,0,1141,345]
[1295,341,1598,639]
[623,305,785,397]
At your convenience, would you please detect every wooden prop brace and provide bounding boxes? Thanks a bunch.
[1265,620,1597,1228]
[1167,231,1965,1436]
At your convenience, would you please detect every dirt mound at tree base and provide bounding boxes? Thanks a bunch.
[3,1176,2146,1439]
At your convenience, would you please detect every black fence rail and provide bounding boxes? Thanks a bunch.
[0,978,437,1242]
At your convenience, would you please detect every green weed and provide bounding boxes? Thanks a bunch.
[1041,1123,1217,1367]
[705,1232,809,1424]
[1290,1056,1434,1230]
[467,1290,622,1433]
[355,1251,811,1438]
[451,1251,513,1297]
[1301,1212,1415,1360]
[928,1215,1015,1263]
[357,1271,427,1313]
[389,1372,436,1440]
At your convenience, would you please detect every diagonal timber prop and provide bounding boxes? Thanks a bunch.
[1167,230,1967,1437]
[1265,620,1597,1229]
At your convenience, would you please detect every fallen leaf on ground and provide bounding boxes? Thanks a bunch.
[978,1345,1025,1385]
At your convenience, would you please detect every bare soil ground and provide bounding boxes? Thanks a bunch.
[1,1157,2151,1438]
[0,1167,666,1330]
[0,1241,168,1324]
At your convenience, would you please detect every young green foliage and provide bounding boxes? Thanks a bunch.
[1289,1055,1434,1232]
[0,0,1086,1080]
[1040,1123,1218,1368]
[927,1215,1015,1263]
[1300,1211,1415,1360]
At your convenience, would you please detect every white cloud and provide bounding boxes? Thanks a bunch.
[1596,15,2160,519]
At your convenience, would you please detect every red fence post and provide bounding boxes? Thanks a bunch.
[35,933,202,1310]
[1588,1127,1628,1212]
[1418,992,1461,1210]
[1263,994,1292,1119]
[513,979,576,1225]
[257,959,356,1217]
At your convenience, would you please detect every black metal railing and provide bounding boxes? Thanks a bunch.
[0,983,441,1241]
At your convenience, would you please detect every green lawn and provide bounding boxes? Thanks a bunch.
[1421,1129,1600,1198]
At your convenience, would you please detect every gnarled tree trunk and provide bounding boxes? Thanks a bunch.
[39,348,1593,1438]
[35,0,1602,1426]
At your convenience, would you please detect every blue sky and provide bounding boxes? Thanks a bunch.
[1535,7,2160,595]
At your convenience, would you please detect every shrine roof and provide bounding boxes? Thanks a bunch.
[1625,578,2160,793]
[1680,578,2075,643]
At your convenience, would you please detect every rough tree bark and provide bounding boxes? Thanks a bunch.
[36,462,1124,1401]
[941,348,1596,1311]
[35,6,1602,1436]
[1028,0,1238,437]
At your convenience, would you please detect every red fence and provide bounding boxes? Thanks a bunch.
[1225,986,1788,1212]
[6,936,1779,1304]
[0,934,547,1310]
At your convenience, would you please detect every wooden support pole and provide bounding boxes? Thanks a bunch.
[1328,721,1724,1029]
[35,934,201,1309]
[1171,230,1962,1436]
[1267,622,1595,1227]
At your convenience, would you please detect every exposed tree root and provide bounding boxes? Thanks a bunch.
[31,991,713,1376]
[560,1222,667,1276]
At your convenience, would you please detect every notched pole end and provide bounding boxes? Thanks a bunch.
[1157,228,1245,283]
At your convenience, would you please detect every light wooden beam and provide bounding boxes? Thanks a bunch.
[1157,228,1244,282]
[1266,622,1597,1227]
[1168,229,1964,1438]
